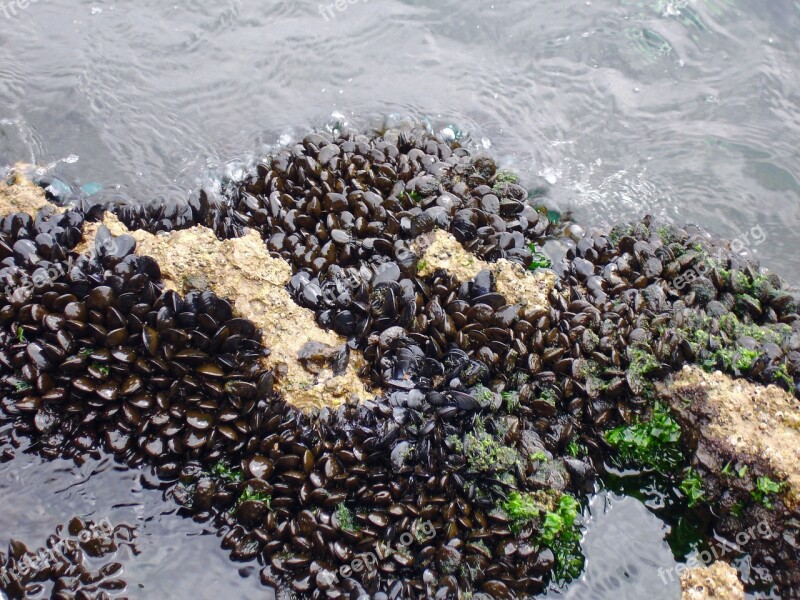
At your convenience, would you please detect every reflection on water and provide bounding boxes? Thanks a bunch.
[558,491,681,600]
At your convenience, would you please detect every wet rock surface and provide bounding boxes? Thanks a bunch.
[667,366,800,510]
[662,366,800,594]
[0,171,58,217]
[412,229,556,316]
[680,561,744,600]
[81,214,372,411]
[1,124,800,598]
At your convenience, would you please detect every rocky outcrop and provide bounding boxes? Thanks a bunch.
[0,170,57,215]
[668,365,799,509]
[663,365,800,594]
[80,214,374,411]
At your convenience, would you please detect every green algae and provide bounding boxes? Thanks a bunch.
[334,503,359,532]
[501,390,520,413]
[751,476,785,509]
[734,347,761,372]
[92,362,110,376]
[211,460,243,482]
[530,450,547,463]
[567,441,587,458]
[462,427,520,473]
[492,169,520,195]
[626,345,660,395]
[605,402,683,471]
[527,242,552,270]
[237,485,271,507]
[680,468,705,508]
[501,490,549,533]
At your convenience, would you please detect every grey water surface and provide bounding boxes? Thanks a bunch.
[1,0,798,598]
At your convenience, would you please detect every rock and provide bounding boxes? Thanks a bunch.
[0,168,61,215]
[680,561,744,600]
[79,213,374,411]
[668,366,800,509]
[412,229,556,317]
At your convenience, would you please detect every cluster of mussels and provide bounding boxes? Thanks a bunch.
[2,125,799,598]
[0,209,272,469]
[0,518,136,600]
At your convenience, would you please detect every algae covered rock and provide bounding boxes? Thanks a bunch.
[666,365,800,509]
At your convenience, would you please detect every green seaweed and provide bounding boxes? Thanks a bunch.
[92,362,110,376]
[211,461,243,482]
[773,364,794,388]
[539,387,558,408]
[472,384,496,410]
[334,503,359,532]
[626,346,660,394]
[539,495,584,583]
[605,402,683,471]
[501,491,547,533]
[567,441,587,458]
[405,190,422,203]
[492,169,520,194]
[734,348,761,372]
[498,492,583,582]
[501,390,520,413]
[463,426,521,473]
[751,476,785,509]
[237,485,271,507]
[530,451,547,463]
[679,469,705,507]
[656,225,674,245]
[527,243,552,270]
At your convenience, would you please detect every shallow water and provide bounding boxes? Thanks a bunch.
[1,0,799,598]
[1,0,799,275]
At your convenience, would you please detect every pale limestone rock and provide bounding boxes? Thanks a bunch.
[672,366,800,509]
[680,561,744,600]
[81,214,374,412]
[0,169,59,215]
[412,229,555,316]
